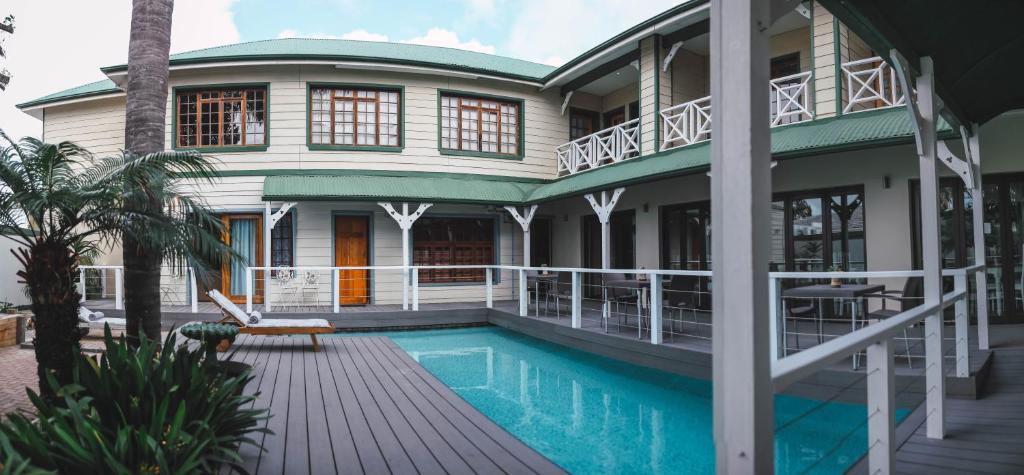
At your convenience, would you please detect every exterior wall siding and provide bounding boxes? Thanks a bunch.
[638,36,658,155]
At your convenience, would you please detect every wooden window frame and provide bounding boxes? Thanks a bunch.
[412,216,497,284]
[437,90,524,160]
[173,84,269,152]
[307,83,404,152]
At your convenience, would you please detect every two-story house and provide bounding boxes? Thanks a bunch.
[16,1,1024,325]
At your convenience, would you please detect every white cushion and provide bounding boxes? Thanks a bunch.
[84,317,127,328]
[249,318,331,328]
[248,310,262,325]
[78,306,104,322]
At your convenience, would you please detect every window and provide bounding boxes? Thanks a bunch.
[530,217,553,267]
[309,87,401,148]
[412,217,495,283]
[569,109,599,140]
[177,87,266,148]
[768,187,866,272]
[271,212,294,271]
[440,93,520,156]
[661,202,711,270]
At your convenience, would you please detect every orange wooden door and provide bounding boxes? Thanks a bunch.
[220,214,264,304]
[335,216,369,305]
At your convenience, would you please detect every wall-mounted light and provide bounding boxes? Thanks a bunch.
[882,175,891,189]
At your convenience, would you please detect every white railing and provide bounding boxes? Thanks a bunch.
[660,72,814,151]
[841,56,906,113]
[769,264,985,473]
[660,96,712,150]
[769,71,814,126]
[555,118,641,177]
[78,265,199,313]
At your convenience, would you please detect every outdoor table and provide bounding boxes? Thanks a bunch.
[606,277,652,339]
[528,273,558,316]
[781,283,884,369]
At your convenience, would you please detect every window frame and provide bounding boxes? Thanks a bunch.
[306,82,405,152]
[172,83,270,152]
[436,89,525,160]
[771,185,867,272]
[270,209,296,274]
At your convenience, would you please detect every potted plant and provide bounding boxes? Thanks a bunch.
[828,265,844,288]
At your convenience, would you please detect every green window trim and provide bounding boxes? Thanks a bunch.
[305,82,406,152]
[436,89,525,161]
[171,82,271,153]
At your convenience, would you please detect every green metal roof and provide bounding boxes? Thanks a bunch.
[16,79,121,109]
[100,38,556,81]
[263,107,948,204]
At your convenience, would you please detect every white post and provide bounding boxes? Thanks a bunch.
[78,268,86,303]
[955,272,970,377]
[379,202,432,311]
[114,267,124,310]
[968,126,990,350]
[913,57,946,440]
[333,268,340,313]
[867,339,896,475]
[769,275,781,361]
[485,268,493,308]
[710,0,774,471]
[519,269,528,316]
[188,268,198,313]
[505,205,538,268]
[263,202,272,312]
[412,267,419,311]
[571,271,582,329]
[245,267,253,314]
[650,273,662,345]
[584,188,625,323]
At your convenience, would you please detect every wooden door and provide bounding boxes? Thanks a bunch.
[220,214,264,304]
[335,216,370,305]
[603,107,626,128]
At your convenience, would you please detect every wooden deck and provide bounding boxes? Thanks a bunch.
[226,333,566,475]
[891,340,1024,474]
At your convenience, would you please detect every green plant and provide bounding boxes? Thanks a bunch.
[0,327,268,474]
[179,323,239,360]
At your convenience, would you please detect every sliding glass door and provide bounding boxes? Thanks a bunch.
[661,202,711,270]
[769,186,866,273]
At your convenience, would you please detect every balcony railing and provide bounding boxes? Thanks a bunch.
[555,118,640,177]
[841,56,906,113]
[660,72,814,151]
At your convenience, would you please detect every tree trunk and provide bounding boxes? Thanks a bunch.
[16,242,82,399]
[123,0,174,344]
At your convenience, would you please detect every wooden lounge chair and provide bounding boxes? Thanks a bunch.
[77,306,127,334]
[207,290,335,351]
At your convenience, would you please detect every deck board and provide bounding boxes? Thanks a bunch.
[229,333,565,475]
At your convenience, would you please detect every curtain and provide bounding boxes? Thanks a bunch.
[229,218,256,295]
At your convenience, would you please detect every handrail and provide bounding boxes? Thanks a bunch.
[769,71,813,126]
[555,118,641,176]
[772,289,964,390]
[841,56,905,113]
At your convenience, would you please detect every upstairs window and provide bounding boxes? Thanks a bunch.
[440,93,520,156]
[176,87,266,148]
[310,87,401,148]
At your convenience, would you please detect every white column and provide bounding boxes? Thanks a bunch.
[245,268,253,314]
[955,272,970,377]
[263,202,272,312]
[519,269,528,316]
[188,268,198,313]
[78,268,86,303]
[332,268,340,313]
[710,0,774,472]
[968,125,990,350]
[571,271,582,328]
[114,267,124,310]
[867,339,896,475]
[650,273,662,344]
[485,268,493,308]
[505,205,538,268]
[915,57,946,440]
[379,202,433,310]
[584,188,625,270]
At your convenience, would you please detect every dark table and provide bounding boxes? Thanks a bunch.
[781,283,885,369]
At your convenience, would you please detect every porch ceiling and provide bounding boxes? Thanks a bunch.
[818,0,1024,126]
[261,108,950,206]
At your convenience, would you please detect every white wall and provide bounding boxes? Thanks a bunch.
[0,236,28,306]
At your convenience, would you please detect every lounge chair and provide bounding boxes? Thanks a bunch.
[207,289,335,351]
[77,306,127,333]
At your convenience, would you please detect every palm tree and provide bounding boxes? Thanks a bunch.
[123,0,175,343]
[0,133,227,396]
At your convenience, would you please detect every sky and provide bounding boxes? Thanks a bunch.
[0,0,684,141]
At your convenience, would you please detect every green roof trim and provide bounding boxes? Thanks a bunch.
[261,107,950,205]
[100,38,556,82]
[16,79,121,109]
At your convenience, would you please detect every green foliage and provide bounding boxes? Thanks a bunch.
[180,323,240,360]
[0,327,268,474]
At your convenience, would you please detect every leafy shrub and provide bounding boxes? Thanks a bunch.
[0,327,267,474]
[180,323,240,360]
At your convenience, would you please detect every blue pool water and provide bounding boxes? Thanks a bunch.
[354,327,907,474]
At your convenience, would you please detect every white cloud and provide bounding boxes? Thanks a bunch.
[402,28,495,54]
[504,0,684,66]
[0,0,240,141]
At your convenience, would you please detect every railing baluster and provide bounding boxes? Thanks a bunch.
[485,268,493,308]
[333,268,340,313]
[188,267,198,313]
[571,271,582,329]
[115,267,124,310]
[245,267,253,314]
[954,272,969,377]
[649,273,662,344]
[412,267,419,311]
[519,269,528,316]
[867,339,896,475]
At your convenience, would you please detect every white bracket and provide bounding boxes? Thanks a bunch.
[584,187,625,223]
[268,202,296,229]
[937,136,975,190]
[629,60,640,71]
[379,202,432,230]
[561,91,574,116]
[890,49,925,156]
[662,41,684,72]
[504,205,538,231]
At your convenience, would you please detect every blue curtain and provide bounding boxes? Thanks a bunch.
[230,218,257,295]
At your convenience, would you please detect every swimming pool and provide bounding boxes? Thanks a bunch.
[363,327,905,474]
